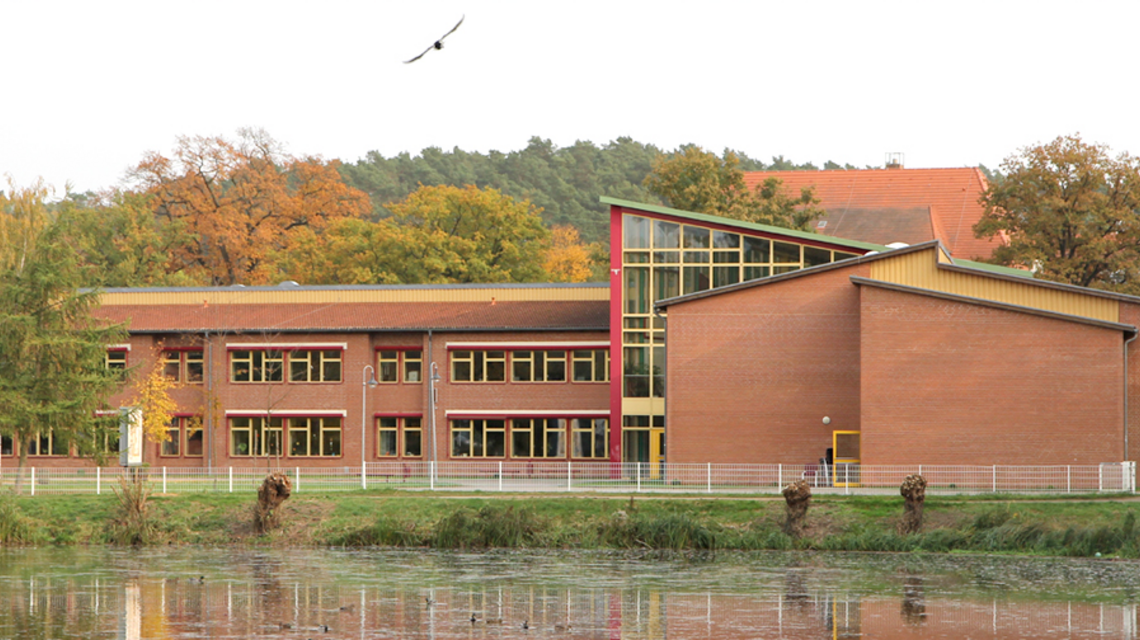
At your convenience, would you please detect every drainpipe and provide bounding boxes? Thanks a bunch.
[427,329,435,466]
[205,330,213,470]
[1126,331,1138,463]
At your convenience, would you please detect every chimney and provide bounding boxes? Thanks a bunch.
[885,152,905,169]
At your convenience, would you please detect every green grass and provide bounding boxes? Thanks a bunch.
[1,491,1139,557]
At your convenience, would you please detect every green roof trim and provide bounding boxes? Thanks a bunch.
[951,259,1034,278]
[600,196,890,253]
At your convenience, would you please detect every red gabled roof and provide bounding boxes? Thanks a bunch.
[95,301,609,333]
[743,167,1004,261]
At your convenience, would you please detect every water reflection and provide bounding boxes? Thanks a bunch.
[0,548,1137,639]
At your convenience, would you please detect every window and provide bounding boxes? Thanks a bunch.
[572,418,608,459]
[375,349,424,384]
[450,419,505,457]
[230,417,283,456]
[106,349,128,371]
[230,350,284,383]
[377,416,422,457]
[288,349,342,383]
[378,350,399,382]
[511,350,567,382]
[287,417,342,457]
[450,350,506,383]
[403,351,422,383]
[163,349,204,384]
[1,435,11,456]
[27,430,65,456]
[572,350,609,383]
[162,416,203,457]
[377,418,398,456]
[510,418,565,458]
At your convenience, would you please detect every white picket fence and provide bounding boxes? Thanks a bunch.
[0,461,1134,496]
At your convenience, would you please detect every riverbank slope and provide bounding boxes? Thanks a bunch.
[2,490,1139,558]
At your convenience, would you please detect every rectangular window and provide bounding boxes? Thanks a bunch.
[773,241,801,263]
[287,417,342,457]
[377,418,398,457]
[163,416,203,457]
[743,236,771,263]
[510,418,566,458]
[804,246,832,267]
[653,220,680,249]
[450,350,506,382]
[27,431,64,456]
[571,350,609,382]
[624,346,650,398]
[288,349,342,383]
[511,350,567,382]
[163,349,204,384]
[376,416,423,457]
[186,420,203,456]
[403,351,423,383]
[230,417,283,457]
[683,225,710,249]
[106,350,128,370]
[450,419,506,458]
[230,350,284,383]
[683,266,710,294]
[0,435,11,456]
[572,418,608,459]
[713,265,740,288]
[378,350,399,383]
[403,417,422,457]
[162,418,180,456]
[163,350,182,381]
[623,267,650,315]
[623,215,650,249]
[654,266,680,302]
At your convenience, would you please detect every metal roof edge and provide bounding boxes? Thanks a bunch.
[600,196,890,252]
[94,282,609,294]
[938,261,1140,303]
[125,325,611,335]
[947,259,1032,278]
[850,276,1139,335]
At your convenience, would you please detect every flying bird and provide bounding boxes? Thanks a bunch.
[404,15,464,63]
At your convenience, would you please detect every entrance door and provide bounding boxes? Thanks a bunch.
[650,428,665,479]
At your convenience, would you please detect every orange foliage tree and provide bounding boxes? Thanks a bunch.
[129,128,371,285]
[543,225,600,282]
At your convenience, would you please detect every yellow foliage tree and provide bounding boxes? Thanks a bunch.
[129,348,179,443]
[543,225,598,282]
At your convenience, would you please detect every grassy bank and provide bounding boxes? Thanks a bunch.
[2,489,1140,558]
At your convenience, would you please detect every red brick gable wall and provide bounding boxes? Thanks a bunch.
[664,264,870,465]
[859,286,1124,466]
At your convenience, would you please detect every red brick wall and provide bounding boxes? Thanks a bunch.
[426,331,611,462]
[665,264,869,465]
[860,286,1125,465]
[1115,302,1140,463]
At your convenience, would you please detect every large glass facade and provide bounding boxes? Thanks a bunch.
[619,213,861,460]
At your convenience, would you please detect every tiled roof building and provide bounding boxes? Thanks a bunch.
[743,167,1005,260]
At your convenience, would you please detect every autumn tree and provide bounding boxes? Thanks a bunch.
[129,346,180,445]
[274,218,404,285]
[975,134,1140,292]
[55,190,199,287]
[543,224,602,283]
[644,146,825,231]
[0,183,127,491]
[129,128,371,285]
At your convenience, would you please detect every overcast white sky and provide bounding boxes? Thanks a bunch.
[3,1,1139,195]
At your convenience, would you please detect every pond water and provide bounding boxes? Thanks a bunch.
[1,547,1138,639]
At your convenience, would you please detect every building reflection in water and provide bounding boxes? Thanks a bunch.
[0,558,1138,639]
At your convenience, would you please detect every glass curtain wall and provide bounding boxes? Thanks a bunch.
[620,213,859,458]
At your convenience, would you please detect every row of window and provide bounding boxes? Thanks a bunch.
[451,350,609,383]
[1,415,611,461]
[107,348,609,386]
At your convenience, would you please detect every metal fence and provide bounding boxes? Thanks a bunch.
[0,461,1134,496]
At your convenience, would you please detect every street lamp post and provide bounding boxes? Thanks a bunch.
[428,362,442,482]
[361,365,378,488]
